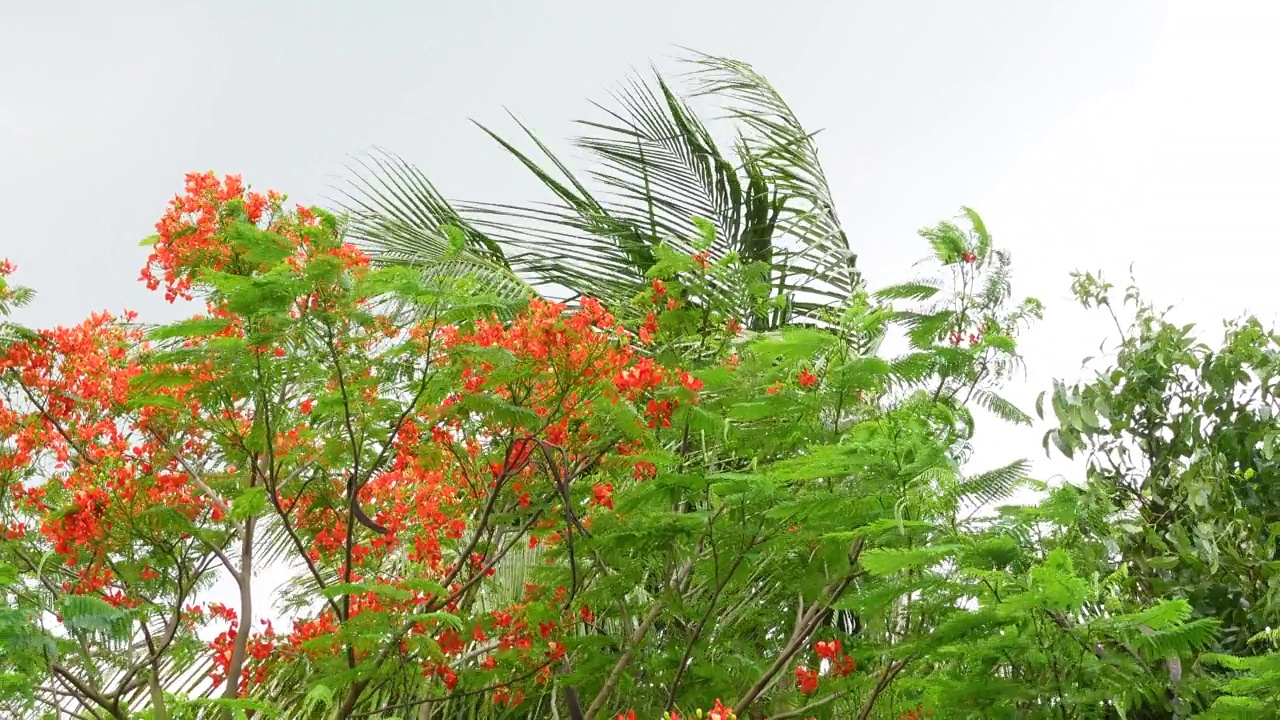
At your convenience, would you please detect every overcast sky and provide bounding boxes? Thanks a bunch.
[4,0,1279,610]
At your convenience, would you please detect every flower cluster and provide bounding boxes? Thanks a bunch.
[795,639,857,695]
[616,698,736,720]
[139,171,368,303]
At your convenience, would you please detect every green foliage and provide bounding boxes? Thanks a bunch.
[1041,271,1280,656]
[5,50,1277,720]
[1199,639,1280,718]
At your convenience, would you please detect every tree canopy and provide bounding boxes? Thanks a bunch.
[2,52,1278,720]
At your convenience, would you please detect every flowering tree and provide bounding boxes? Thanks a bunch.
[1,173,1224,720]
[0,173,697,718]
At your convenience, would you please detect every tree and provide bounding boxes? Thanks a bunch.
[1037,271,1280,716]
[3,170,1228,720]
[0,174,698,719]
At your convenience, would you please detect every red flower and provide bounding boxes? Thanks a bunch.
[438,666,457,690]
[592,482,614,510]
[680,371,704,393]
[632,460,657,480]
[708,699,736,720]
[834,654,858,676]
[496,436,536,477]
[639,312,660,345]
[797,369,818,388]
[961,251,977,263]
[795,665,819,694]
[814,638,841,660]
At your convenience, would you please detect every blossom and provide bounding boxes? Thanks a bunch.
[633,460,657,480]
[3,172,721,709]
[814,638,841,660]
[592,482,615,509]
[795,664,819,694]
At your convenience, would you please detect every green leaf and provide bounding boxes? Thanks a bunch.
[762,444,869,482]
[970,389,1032,426]
[874,281,942,302]
[749,327,836,361]
[407,611,464,632]
[831,356,892,386]
[320,582,414,603]
[0,561,16,585]
[300,684,335,716]
[224,221,295,267]
[860,544,962,576]
[951,460,1030,506]
[149,316,233,341]
[822,518,935,543]
[57,595,131,640]
[231,487,268,521]
[691,216,717,246]
[1047,429,1074,459]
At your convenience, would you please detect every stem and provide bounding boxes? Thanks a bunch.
[50,664,123,720]
[219,516,255,711]
[138,621,170,720]
[855,658,910,720]
[771,692,843,720]
[664,545,752,710]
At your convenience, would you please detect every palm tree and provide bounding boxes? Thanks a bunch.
[341,51,861,329]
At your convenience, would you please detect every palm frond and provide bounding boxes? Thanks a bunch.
[682,51,860,297]
[338,150,533,303]
[344,51,862,328]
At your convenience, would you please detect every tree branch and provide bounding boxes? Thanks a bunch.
[732,537,864,714]
[771,691,844,720]
[856,657,910,720]
[219,515,255,712]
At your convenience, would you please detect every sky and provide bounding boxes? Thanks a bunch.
[3,0,1279,614]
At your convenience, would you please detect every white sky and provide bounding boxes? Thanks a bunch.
[3,0,1279,613]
